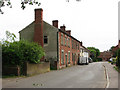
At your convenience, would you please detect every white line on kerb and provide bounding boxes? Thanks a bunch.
[103,65,110,89]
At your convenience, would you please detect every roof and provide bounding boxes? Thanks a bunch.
[58,29,81,43]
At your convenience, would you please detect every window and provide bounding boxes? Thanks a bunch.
[68,38,70,47]
[61,33,63,45]
[44,36,48,44]
[68,51,70,64]
[65,35,67,46]
[72,39,73,49]
[78,43,79,50]
[76,42,77,50]
[61,50,64,65]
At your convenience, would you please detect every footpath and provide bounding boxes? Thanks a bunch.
[102,62,118,88]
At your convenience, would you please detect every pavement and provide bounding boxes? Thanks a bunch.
[2,62,119,88]
[102,62,118,88]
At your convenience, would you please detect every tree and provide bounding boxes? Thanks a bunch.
[0,0,81,14]
[87,47,100,62]
[0,0,41,14]
[2,31,45,65]
[109,46,115,52]
[116,49,120,68]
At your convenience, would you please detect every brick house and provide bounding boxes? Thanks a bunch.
[98,51,112,61]
[112,40,120,56]
[19,8,88,69]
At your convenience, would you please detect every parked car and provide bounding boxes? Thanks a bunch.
[109,58,113,62]
[109,57,116,65]
[78,57,89,65]
[88,57,93,63]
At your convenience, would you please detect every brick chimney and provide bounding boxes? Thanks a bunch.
[80,41,82,46]
[34,8,43,47]
[52,20,58,28]
[60,25,66,31]
[66,30,71,35]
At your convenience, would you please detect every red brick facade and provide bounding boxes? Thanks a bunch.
[98,51,112,61]
[112,40,120,55]
[58,27,81,68]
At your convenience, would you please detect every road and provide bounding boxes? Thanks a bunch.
[2,62,108,88]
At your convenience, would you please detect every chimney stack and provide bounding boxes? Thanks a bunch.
[66,30,71,35]
[80,41,83,46]
[34,8,43,47]
[60,25,66,31]
[52,20,58,28]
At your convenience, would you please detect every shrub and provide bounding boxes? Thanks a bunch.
[116,49,120,68]
[97,58,102,61]
[2,40,45,66]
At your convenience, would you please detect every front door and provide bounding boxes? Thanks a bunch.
[65,54,67,67]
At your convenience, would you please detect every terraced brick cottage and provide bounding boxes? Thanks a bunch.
[19,8,85,69]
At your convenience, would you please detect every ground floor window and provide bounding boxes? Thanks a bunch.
[61,50,64,65]
[68,51,70,64]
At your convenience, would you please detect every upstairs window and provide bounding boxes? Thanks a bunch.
[65,35,67,46]
[68,38,70,47]
[61,33,63,45]
[44,36,48,44]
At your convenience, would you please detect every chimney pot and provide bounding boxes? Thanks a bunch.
[66,30,71,35]
[60,25,66,31]
[52,20,58,28]
[80,41,83,46]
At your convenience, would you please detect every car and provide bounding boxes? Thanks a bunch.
[88,57,93,63]
[109,58,113,62]
[78,57,89,65]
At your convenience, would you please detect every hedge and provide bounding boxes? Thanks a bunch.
[2,40,45,66]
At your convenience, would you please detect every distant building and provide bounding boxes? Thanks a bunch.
[19,8,90,69]
[112,40,120,55]
[98,51,112,61]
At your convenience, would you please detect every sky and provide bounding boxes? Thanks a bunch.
[0,0,119,52]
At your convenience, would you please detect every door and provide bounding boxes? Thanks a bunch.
[65,54,67,67]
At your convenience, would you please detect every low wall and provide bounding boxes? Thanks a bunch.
[24,62,50,76]
[2,65,20,76]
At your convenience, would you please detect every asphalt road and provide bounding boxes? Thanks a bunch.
[2,62,107,88]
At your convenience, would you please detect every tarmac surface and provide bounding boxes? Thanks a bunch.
[2,62,118,88]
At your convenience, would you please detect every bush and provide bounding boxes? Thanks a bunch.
[97,58,102,61]
[2,40,45,66]
[116,49,120,68]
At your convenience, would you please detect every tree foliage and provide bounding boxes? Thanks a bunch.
[2,31,45,66]
[87,47,100,62]
[0,0,41,14]
[109,46,115,52]
[116,49,120,68]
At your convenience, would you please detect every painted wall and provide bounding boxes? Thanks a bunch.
[43,21,58,61]
[19,22,34,42]
[19,21,58,62]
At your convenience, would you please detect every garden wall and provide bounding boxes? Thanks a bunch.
[2,62,50,76]
[23,62,50,76]
[2,65,20,76]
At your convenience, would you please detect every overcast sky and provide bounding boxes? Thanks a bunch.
[0,0,119,52]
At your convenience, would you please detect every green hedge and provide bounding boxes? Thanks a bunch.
[2,40,45,66]
[117,49,120,68]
